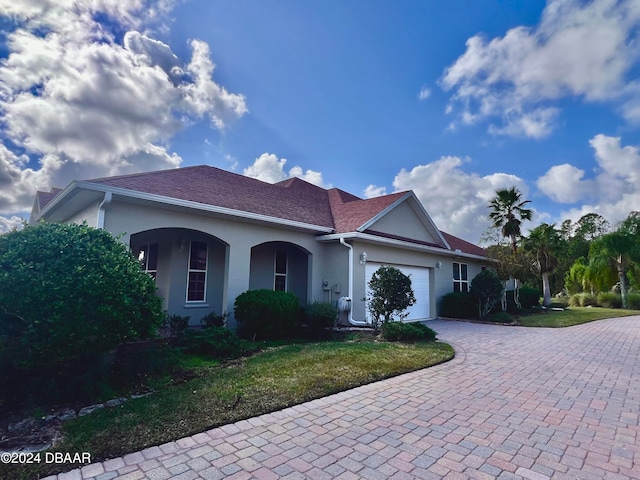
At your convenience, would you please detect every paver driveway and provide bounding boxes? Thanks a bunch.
[47,317,640,480]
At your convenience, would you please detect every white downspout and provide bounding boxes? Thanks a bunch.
[97,192,112,229]
[339,237,369,326]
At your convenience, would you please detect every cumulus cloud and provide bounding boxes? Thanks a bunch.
[540,134,640,224]
[441,0,640,137]
[0,0,247,231]
[363,185,388,198]
[391,156,529,243]
[243,153,330,187]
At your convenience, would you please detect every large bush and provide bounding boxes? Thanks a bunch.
[367,265,416,329]
[506,285,541,311]
[234,289,300,340]
[303,301,338,329]
[0,222,163,369]
[439,292,476,319]
[470,269,503,318]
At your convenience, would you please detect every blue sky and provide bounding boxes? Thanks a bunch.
[1,0,640,243]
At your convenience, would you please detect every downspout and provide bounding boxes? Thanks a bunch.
[339,237,369,326]
[97,192,112,229]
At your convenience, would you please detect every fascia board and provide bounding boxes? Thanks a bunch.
[33,181,82,222]
[317,232,491,262]
[71,181,335,233]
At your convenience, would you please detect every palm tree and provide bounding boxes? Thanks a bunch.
[488,187,533,253]
[586,231,638,308]
[525,223,560,307]
[488,187,533,309]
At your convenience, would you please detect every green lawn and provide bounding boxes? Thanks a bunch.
[518,306,640,327]
[4,338,453,480]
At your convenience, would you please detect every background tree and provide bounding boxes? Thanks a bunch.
[488,186,533,308]
[525,223,561,307]
[367,265,416,331]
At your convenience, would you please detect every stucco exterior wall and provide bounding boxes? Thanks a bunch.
[64,199,101,227]
[367,201,438,244]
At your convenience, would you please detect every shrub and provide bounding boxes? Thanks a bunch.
[201,311,226,329]
[568,294,581,307]
[487,312,513,324]
[234,289,300,340]
[381,321,437,342]
[304,301,338,329]
[367,266,416,330]
[470,269,503,318]
[165,314,190,337]
[519,285,542,308]
[0,222,163,369]
[182,327,246,359]
[439,292,476,319]
[626,293,640,310]
[597,292,622,309]
[579,293,598,307]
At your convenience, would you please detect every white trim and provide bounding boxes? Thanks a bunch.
[37,181,334,233]
[186,240,208,303]
[319,232,490,262]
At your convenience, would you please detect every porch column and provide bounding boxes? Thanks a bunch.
[224,242,252,329]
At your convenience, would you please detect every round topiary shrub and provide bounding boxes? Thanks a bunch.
[0,222,163,369]
[303,301,338,329]
[234,289,300,340]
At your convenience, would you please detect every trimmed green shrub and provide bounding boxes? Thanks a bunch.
[304,301,338,329]
[234,289,300,340]
[381,321,437,342]
[367,265,416,330]
[201,311,226,329]
[0,222,163,369]
[470,269,503,318]
[519,285,542,308]
[626,293,640,310]
[597,292,623,309]
[487,312,513,324]
[182,327,246,359]
[439,292,476,319]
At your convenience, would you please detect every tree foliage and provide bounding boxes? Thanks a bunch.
[0,222,163,369]
[367,265,416,330]
[470,269,504,318]
[524,223,561,307]
[488,186,533,254]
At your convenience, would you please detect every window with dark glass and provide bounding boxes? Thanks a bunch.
[187,241,207,301]
[138,243,158,280]
[274,250,287,291]
[453,262,469,292]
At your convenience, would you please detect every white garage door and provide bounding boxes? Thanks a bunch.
[365,263,430,322]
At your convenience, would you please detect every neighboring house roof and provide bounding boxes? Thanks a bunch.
[33,165,486,258]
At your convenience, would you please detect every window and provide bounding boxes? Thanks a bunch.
[187,241,208,302]
[274,250,287,291]
[453,262,468,292]
[138,243,158,280]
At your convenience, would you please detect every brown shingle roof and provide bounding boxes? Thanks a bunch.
[39,165,486,257]
[88,165,335,228]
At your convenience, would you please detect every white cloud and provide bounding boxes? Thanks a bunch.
[363,184,387,198]
[418,86,431,101]
[391,156,529,243]
[539,134,640,224]
[441,0,640,137]
[0,0,247,232]
[243,153,330,188]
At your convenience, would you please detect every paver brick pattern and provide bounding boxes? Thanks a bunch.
[44,317,640,479]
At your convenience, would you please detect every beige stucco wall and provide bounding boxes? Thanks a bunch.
[367,201,438,244]
[64,199,101,227]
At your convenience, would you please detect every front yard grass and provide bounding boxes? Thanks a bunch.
[5,338,453,480]
[518,306,639,327]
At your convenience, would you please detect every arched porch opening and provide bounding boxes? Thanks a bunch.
[249,241,311,305]
[130,228,229,324]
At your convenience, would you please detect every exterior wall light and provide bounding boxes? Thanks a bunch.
[359,252,368,264]
[435,261,442,270]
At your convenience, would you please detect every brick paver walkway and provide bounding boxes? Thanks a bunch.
[46,317,640,480]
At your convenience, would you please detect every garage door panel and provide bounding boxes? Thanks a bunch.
[365,263,430,322]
